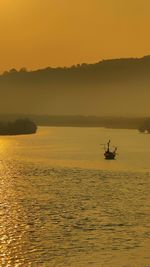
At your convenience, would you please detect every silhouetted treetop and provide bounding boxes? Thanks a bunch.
[0,55,150,116]
[1,55,150,82]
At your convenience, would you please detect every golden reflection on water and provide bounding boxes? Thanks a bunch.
[0,128,149,266]
[0,160,27,266]
[0,138,10,155]
[0,139,37,266]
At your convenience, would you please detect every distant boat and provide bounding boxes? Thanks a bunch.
[104,140,117,160]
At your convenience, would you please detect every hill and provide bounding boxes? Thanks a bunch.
[0,56,150,116]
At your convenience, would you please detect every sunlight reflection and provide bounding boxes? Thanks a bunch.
[0,127,149,266]
[0,138,17,161]
[0,160,31,265]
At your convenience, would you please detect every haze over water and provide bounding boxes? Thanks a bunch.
[0,126,149,266]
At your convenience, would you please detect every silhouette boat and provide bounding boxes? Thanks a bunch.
[104,140,117,160]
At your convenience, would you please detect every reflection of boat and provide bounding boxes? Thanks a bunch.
[104,140,117,160]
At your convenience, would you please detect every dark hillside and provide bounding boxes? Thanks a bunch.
[0,56,150,116]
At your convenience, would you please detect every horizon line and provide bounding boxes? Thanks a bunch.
[1,54,150,74]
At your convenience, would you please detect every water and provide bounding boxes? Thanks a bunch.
[0,127,149,267]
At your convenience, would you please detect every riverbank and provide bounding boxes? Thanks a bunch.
[0,118,37,135]
[0,114,149,130]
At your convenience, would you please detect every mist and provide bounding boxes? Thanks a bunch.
[0,56,150,117]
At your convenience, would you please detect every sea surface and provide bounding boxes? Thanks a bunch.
[0,127,149,267]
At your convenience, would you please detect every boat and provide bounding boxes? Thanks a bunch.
[104,140,117,160]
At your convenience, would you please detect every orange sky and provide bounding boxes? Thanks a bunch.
[0,0,150,72]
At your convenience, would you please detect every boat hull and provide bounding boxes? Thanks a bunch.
[104,151,116,160]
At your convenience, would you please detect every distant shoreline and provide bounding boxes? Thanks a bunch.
[0,118,37,136]
[0,114,149,131]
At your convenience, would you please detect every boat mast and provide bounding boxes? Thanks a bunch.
[107,140,110,152]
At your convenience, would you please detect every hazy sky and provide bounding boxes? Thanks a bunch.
[0,0,150,72]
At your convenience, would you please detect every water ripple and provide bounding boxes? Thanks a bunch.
[0,160,149,266]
